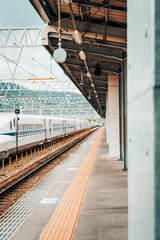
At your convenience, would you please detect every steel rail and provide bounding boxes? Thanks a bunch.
[0,127,98,196]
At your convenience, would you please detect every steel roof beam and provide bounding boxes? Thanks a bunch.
[71,0,127,13]
[67,3,78,30]
[51,19,127,40]
[71,70,108,80]
[67,56,120,68]
[84,83,107,89]
[49,37,123,60]
[29,0,52,23]
[47,0,57,15]
[66,61,120,74]
[68,64,120,74]
[48,26,126,46]
[82,80,108,86]
[67,51,121,64]
[83,38,127,51]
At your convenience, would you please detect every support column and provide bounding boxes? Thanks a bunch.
[107,74,119,158]
[122,56,128,169]
[119,72,123,161]
[106,92,109,143]
[128,0,160,239]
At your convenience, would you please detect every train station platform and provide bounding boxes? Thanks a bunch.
[0,127,127,240]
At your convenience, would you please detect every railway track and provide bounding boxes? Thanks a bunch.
[0,127,97,216]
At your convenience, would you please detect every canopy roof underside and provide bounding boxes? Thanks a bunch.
[30,0,127,118]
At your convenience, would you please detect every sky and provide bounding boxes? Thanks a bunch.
[0,0,79,92]
[0,1,99,118]
[0,0,44,28]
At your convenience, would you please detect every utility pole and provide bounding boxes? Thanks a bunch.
[15,109,20,155]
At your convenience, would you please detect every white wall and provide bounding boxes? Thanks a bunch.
[106,75,119,158]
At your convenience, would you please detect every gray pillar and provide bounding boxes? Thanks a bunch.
[128,0,160,239]
[119,72,123,160]
[122,56,128,169]
[106,92,109,144]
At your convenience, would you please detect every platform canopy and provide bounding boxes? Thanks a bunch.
[29,0,127,118]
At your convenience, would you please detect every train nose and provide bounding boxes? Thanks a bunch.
[0,135,13,158]
[0,135,13,144]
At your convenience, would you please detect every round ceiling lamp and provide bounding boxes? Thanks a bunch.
[53,0,67,63]
[53,42,67,63]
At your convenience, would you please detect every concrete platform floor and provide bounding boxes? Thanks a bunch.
[8,128,127,240]
[74,130,128,240]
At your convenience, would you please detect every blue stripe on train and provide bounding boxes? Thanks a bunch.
[0,125,76,138]
[1,128,62,137]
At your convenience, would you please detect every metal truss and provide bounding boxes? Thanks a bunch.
[0,28,53,82]
[0,79,77,93]
[0,28,42,48]
[0,28,96,118]
[0,96,95,118]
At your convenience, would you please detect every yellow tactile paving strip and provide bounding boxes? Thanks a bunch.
[40,127,104,240]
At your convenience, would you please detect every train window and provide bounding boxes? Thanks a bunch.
[10,121,12,130]
[13,119,15,127]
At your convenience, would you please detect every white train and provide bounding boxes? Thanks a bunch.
[0,113,91,158]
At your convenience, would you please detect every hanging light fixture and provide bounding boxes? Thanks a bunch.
[94,62,101,76]
[86,72,91,78]
[80,70,84,86]
[79,50,86,60]
[88,90,91,100]
[53,0,67,63]
[73,30,83,44]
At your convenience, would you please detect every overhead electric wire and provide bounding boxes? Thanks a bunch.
[0,31,57,77]
[0,53,39,79]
